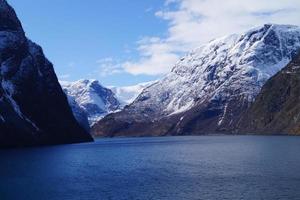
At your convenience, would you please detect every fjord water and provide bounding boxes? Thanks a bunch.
[1,136,300,200]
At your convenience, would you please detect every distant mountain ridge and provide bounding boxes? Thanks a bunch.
[61,80,121,126]
[61,80,156,127]
[92,24,300,137]
[109,81,157,105]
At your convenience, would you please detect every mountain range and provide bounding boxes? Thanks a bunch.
[92,24,300,137]
[2,0,300,147]
[60,80,154,128]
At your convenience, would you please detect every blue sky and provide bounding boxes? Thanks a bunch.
[9,0,168,86]
[8,0,300,87]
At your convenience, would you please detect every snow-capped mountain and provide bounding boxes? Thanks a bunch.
[0,0,92,147]
[92,24,300,137]
[61,80,121,125]
[110,81,156,105]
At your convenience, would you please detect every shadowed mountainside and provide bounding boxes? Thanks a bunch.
[237,52,300,135]
[0,0,93,147]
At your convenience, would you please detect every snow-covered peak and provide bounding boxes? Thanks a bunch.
[61,79,120,125]
[174,24,300,77]
[109,81,157,105]
[133,24,300,117]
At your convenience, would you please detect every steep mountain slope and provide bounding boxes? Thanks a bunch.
[0,0,93,147]
[237,52,300,134]
[92,24,300,137]
[109,81,157,105]
[61,80,120,125]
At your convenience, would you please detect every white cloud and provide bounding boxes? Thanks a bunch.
[123,37,180,75]
[123,52,179,75]
[120,0,300,76]
[96,57,123,77]
[160,0,300,48]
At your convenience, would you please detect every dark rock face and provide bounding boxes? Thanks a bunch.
[0,0,93,147]
[64,94,90,132]
[92,95,251,137]
[237,52,300,135]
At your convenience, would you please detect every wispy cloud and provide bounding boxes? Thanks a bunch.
[96,57,123,77]
[59,74,71,80]
[118,0,300,76]
[145,7,154,13]
[123,37,180,75]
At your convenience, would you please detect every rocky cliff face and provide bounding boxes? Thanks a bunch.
[237,52,300,135]
[61,80,121,126]
[92,24,300,137]
[0,0,93,147]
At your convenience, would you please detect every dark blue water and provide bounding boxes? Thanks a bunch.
[1,136,300,200]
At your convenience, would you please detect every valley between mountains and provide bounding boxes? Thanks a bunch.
[60,24,300,137]
[1,0,300,148]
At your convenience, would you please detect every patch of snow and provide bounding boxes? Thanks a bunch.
[0,114,5,122]
[170,100,194,115]
[292,65,300,70]
[218,103,229,126]
[1,79,39,131]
